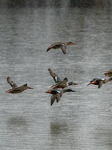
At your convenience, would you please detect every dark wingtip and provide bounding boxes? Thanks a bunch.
[51,100,54,106]
[7,76,11,82]
[46,47,51,52]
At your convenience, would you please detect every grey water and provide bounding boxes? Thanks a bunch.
[0,5,112,150]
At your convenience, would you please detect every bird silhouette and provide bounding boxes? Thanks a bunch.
[45,88,76,106]
[6,77,33,94]
[46,42,76,54]
[87,77,112,88]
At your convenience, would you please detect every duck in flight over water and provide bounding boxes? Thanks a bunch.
[46,42,76,54]
[6,77,33,94]
[48,68,78,88]
[45,88,76,106]
[46,69,77,105]
[87,77,112,88]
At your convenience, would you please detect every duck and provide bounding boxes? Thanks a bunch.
[103,69,112,77]
[48,68,78,87]
[50,77,77,89]
[46,42,76,54]
[87,77,112,88]
[45,88,76,106]
[6,77,33,94]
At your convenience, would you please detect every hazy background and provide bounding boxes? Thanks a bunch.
[0,1,112,150]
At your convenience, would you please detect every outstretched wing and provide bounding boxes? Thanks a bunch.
[46,47,52,52]
[60,43,67,54]
[7,77,18,88]
[56,92,63,103]
[98,81,103,88]
[48,68,61,83]
[51,95,56,106]
[46,43,59,51]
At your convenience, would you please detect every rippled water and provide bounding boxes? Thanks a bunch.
[0,6,112,150]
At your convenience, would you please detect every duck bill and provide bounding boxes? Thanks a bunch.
[87,83,90,86]
[72,43,76,45]
[6,90,11,93]
[45,91,51,93]
[103,73,106,75]
[28,87,33,89]
[87,82,95,86]
[91,82,96,84]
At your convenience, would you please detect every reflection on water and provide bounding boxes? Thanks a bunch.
[0,5,112,150]
[7,116,28,134]
[50,120,68,135]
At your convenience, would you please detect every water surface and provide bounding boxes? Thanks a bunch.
[0,6,112,150]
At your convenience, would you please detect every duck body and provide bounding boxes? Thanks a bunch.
[6,84,33,94]
[47,42,75,54]
[50,77,68,89]
[50,77,77,89]
[6,77,33,94]
[47,42,65,49]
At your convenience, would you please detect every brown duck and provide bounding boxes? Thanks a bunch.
[103,69,112,77]
[87,77,112,88]
[50,77,77,89]
[6,77,33,94]
[45,88,76,106]
[46,42,76,54]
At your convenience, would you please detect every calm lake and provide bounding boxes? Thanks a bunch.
[0,5,112,150]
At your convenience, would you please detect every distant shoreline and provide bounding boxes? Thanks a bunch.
[0,0,111,8]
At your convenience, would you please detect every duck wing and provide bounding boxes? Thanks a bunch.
[60,43,67,54]
[98,81,103,88]
[47,42,64,51]
[51,94,56,106]
[56,92,63,103]
[48,68,61,83]
[7,77,18,89]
